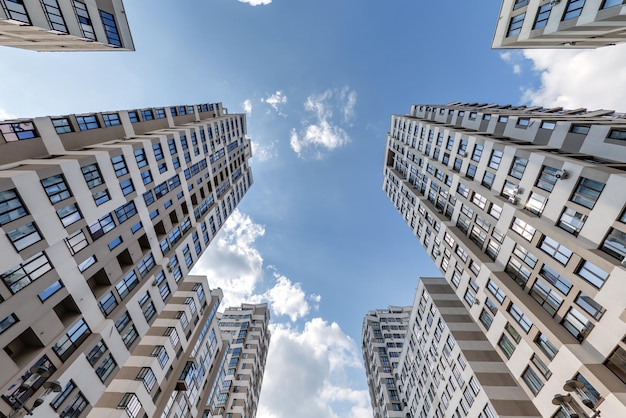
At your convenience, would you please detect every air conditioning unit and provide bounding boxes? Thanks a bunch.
[167,264,173,273]
[433,248,441,257]
[508,196,519,204]
[460,152,468,157]
[550,0,560,5]
[555,169,568,179]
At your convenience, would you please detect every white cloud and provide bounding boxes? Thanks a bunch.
[264,91,288,116]
[522,44,626,111]
[257,319,371,418]
[190,210,265,307]
[290,87,357,158]
[242,99,253,114]
[0,107,15,121]
[499,51,524,75]
[249,270,312,321]
[251,140,278,162]
[239,0,271,5]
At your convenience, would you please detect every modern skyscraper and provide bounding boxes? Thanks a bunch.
[0,0,134,51]
[208,303,270,418]
[0,102,253,417]
[492,0,626,49]
[383,102,626,417]
[361,306,412,418]
[399,278,540,418]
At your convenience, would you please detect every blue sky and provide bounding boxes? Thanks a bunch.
[3,0,626,417]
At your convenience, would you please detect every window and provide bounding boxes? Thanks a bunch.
[536,165,558,191]
[95,353,116,382]
[562,0,586,21]
[577,260,608,288]
[561,307,593,341]
[119,179,134,196]
[602,228,626,260]
[76,115,99,131]
[509,157,528,179]
[118,393,142,418]
[134,149,148,168]
[508,303,533,333]
[488,202,502,220]
[517,118,530,127]
[530,279,563,317]
[605,346,626,385]
[92,189,110,206]
[116,270,139,300]
[570,123,590,134]
[53,318,91,361]
[98,291,118,316]
[487,279,506,303]
[38,280,63,302]
[513,0,529,8]
[42,174,72,204]
[88,213,115,240]
[571,177,605,209]
[81,164,103,189]
[128,111,139,123]
[115,201,137,224]
[533,4,552,29]
[488,150,503,169]
[52,118,72,134]
[2,252,52,294]
[535,333,558,359]
[1,0,31,23]
[539,264,572,295]
[141,109,154,121]
[73,0,95,39]
[7,222,42,251]
[511,217,536,241]
[0,121,37,141]
[152,345,169,369]
[479,309,493,330]
[525,192,547,216]
[0,313,18,334]
[99,10,122,47]
[558,208,587,235]
[575,292,605,320]
[522,366,544,395]
[139,292,156,322]
[77,255,96,273]
[608,128,626,140]
[140,169,152,185]
[482,171,495,189]
[539,236,573,265]
[137,367,157,392]
[0,189,28,225]
[155,108,166,119]
[102,113,121,127]
[498,334,516,358]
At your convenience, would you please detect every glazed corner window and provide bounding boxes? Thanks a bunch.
[99,10,122,47]
[75,115,99,131]
[570,177,605,209]
[52,118,73,134]
[570,123,590,135]
[507,12,525,36]
[0,121,37,141]
[558,207,587,235]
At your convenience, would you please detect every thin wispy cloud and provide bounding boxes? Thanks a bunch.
[264,91,288,116]
[499,51,523,75]
[290,86,357,159]
[0,107,15,121]
[522,44,626,110]
[239,0,271,5]
[251,139,278,162]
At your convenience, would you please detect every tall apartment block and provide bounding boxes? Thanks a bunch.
[383,102,626,417]
[0,0,133,51]
[493,0,626,49]
[0,102,253,417]
[207,303,270,418]
[399,278,540,418]
[362,305,411,417]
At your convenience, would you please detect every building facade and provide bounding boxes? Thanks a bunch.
[383,103,626,417]
[208,303,270,418]
[493,0,626,49]
[0,0,133,51]
[400,278,540,418]
[0,102,253,417]
[362,306,411,417]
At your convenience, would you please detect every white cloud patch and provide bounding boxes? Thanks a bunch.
[242,99,253,114]
[0,107,15,121]
[239,0,271,5]
[257,319,371,418]
[264,91,288,116]
[251,140,278,162]
[191,210,265,306]
[249,270,312,321]
[521,44,626,111]
[290,87,357,158]
[499,51,524,75]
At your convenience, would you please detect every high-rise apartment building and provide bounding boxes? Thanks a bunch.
[208,303,270,418]
[383,102,626,417]
[362,306,411,417]
[0,102,253,417]
[399,278,540,418]
[493,0,626,49]
[0,0,133,51]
